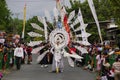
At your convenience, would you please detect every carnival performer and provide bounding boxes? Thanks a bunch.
[50,41,64,73]
[14,44,24,70]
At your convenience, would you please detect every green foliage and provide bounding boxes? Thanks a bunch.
[23,0,120,43]
[0,0,11,31]
[25,16,44,42]
[3,0,119,43]
[67,0,120,43]
[110,0,120,28]
[10,18,23,34]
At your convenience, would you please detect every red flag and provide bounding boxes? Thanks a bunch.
[63,14,70,33]
[63,14,71,45]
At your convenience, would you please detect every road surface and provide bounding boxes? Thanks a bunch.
[3,55,96,80]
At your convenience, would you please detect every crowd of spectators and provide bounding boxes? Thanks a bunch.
[0,42,32,72]
[0,40,120,80]
[73,42,120,80]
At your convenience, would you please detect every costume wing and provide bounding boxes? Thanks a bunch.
[31,46,45,54]
[67,56,74,67]
[36,50,49,63]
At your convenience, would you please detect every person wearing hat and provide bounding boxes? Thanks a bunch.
[112,56,120,80]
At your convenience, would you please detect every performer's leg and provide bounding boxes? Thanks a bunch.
[59,58,64,72]
[51,57,56,72]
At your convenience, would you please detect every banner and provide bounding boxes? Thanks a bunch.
[27,32,42,37]
[78,8,84,25]
[22,4,26,39]
[88,0,103,43]
[31,23,44,31]
[68,10,75,23]
[56,0,62,11]
[77,9,91,45]
[60,6,66,22]
[27,41,42,47]
[42,17,48,41]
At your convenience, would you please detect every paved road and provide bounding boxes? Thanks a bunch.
[3,55,96,80]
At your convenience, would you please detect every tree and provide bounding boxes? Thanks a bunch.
[65,0,119,43]
[25,16,44,42]
[25,0,120,43]
[0,0,11,31]
[110,0,120,18]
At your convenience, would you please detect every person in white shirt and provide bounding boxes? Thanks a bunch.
[14,44,24,70]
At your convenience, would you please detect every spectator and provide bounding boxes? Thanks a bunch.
[26,46,32,64]
[2,45,8,71]
[0,72,3,80]
[96,51,102,80]
[9,46,14,68]
[112,56,120,80]
[14,44,24,70]
[84,60,92,71]
[101,58,110,80]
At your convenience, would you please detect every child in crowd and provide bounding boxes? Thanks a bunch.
[84,60,92,71]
